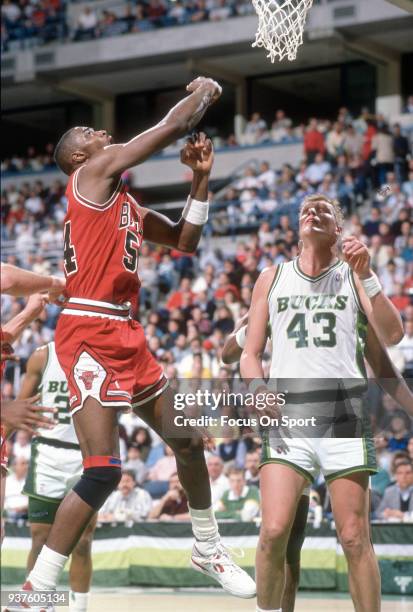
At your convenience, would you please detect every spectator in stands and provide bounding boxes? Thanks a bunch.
[244,451,260,488]
[243,113,267,146]
[326,122,345,160]
[149,472,189,520]
[207,455,229,509]
[343,124,363,158]
[405,95,413,114]
[215,468,260,520]
[147,0,167,27]
[304,118,325,162]
[191,0,209,23]
[123,443,148,485]
[146,445,177,498]
[371,126,395,187]
[393,124,410,184]
[4,457,29,520]
[304,153,331,187]
[376,460,413,520]
[12,430,31,460]
[99,470,152,523]
[74,6,97,41]
[209,0,233,21]
[386,415,412,453]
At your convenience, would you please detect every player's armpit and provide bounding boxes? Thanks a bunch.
[17,345,48,400]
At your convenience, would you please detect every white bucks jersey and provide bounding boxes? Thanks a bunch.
[36,342,79,445]
[268,259,368,387]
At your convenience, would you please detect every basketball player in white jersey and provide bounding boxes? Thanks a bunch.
[18,343,95,612]
[223,303,411,612]
[240,194,408,612]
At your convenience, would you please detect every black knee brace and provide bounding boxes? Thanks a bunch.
[73,466,122,511]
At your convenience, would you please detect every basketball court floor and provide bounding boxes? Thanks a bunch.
[79,588,412,611]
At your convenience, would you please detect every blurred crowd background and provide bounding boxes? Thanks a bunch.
[2,103,413,527]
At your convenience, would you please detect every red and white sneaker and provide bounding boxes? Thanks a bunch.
[3,581,56,612]
[191,541,256,598]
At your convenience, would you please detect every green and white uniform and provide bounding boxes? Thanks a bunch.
[261,258,377,482]
[24,342,82,522]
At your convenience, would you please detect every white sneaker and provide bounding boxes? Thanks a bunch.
[191,541,256,599]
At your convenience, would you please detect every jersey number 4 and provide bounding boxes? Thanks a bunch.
[287,312,337,348]
[63,221,78,276]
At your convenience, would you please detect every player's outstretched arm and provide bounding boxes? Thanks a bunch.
[365,323,413,416]
[222,313,249,364]
[2,294,47,346]
[342,237,403,345]
[240,268,275,382]
[87,77,221,180]
[1,263,65,298]
[141,133,213,252]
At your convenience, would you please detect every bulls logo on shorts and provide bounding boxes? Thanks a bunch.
[73,352,107,404]
[76,366,100,391]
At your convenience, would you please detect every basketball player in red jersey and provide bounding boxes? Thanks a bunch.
[18,77,256,610]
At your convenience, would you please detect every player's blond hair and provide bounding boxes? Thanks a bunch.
[300,194,344,229]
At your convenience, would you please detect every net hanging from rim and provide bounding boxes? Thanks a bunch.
[252,0,313,63]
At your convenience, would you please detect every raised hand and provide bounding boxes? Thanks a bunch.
[186,76,222,103]
[342,236,371,279]
[180,132,214,175]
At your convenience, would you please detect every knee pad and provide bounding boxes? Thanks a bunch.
[73,456,122,511]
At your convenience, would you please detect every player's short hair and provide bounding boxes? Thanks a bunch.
[300,193,344,229]
[53,128,80,175]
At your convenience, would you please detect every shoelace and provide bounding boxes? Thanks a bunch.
[203,544,246,574]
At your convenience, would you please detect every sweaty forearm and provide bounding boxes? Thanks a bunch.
[164,83,218,134]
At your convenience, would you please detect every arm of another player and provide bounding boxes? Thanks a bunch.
[1,264,65,299]
[222,313,249,364]
[2,294,47,347]
[240,268,275,383]
[365,323,413,416]
[85,77,221,180]
[342,236,403,346]
[2,346,58,436]
[141,133,213,253]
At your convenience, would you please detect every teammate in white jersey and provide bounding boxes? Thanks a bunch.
[241,194,407,612]
[19,343,95,612]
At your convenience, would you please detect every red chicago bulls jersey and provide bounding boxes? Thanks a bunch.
[63,166,143,312]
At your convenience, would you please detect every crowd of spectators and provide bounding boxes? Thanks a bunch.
[1,104,413,526]
[2,0,254,50]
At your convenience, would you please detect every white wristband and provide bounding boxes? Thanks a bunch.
[235,325,247,349]
[361,274,382,298]
[182,196,209,225]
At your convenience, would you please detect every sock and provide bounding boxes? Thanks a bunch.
[256,608,281,612]
[69,591,90,612]
[189,506,219,554]
[27,545,68,590]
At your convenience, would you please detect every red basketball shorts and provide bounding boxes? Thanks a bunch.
[55,298,168,415]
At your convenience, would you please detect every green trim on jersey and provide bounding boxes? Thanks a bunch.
[267,264,283,302]
[293,258,343,283]
[23,438,40,498]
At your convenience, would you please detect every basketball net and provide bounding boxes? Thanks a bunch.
[252,0,313,62]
